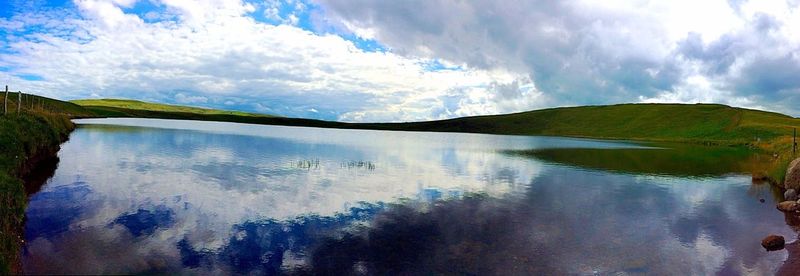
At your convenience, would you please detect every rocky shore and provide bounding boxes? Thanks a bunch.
[785,158,800,191]
[761,157,800,274]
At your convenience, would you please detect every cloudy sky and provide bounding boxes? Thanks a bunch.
[1,0,799,122]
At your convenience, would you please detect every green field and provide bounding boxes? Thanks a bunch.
[73,99,273,118]
[383,103,800,145]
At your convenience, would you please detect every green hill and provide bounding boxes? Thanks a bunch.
[72,99,274,118]
[72,98,359,129]
[1,92,95,117]
[385,103,800,145]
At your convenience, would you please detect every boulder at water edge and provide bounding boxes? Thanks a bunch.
[786,158,800,190]
[762,235,786,251]
[778,201,800,212]
[787,189,799,201]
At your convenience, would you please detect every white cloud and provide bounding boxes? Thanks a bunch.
[638,74,762,111]
[75,0,144,28]
[175,93,208,104]
[0,0,544,122]
[316,0,800,116]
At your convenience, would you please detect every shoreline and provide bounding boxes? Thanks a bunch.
[0,114,74,274]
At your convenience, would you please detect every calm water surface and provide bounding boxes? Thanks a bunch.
[22,118,795,274]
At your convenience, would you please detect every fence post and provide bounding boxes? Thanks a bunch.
[3,85,7,115]
[794,127,797,155]
[17,91,21,114]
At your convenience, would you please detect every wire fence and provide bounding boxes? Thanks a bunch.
[1,85,56,116]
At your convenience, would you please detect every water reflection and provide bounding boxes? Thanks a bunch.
[20,118,798,274]
[508,144,760,178]
[21,154,60,196]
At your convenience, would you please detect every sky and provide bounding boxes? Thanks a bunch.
[0,0,799,122]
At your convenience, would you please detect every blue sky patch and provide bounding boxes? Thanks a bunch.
[17,73,44,81]
[420,59,464,72]
[121,0,175,23]
[248,0,315,29]
[340,33,388,53]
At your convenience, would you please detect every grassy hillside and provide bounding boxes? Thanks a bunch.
[73,99,274,118]
[382,104,800,145]
[0,92,82,274]
[73,98,368,128]
[2,92,94,117]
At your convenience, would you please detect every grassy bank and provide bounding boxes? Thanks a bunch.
[0,93,85,274]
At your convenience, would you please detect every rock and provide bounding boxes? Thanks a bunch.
[786,158,800,190]
[762,235,786,251]
[753,173,770,182]
[787,189,798,201]
[778,201,800,212]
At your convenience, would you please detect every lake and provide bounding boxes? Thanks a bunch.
[21,118,795,274]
